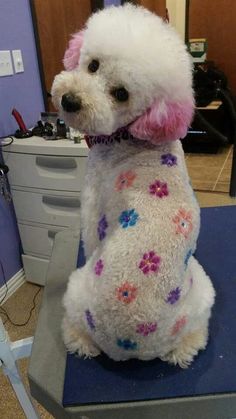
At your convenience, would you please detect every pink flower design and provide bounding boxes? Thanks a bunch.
[171,316,187,336]
[173,208,193,239]
[149,180,169,198]
[116,282,137,304]
[139,251,161,275]
[115,170,136,191]
[94,259,104,276]
[136,322,157,336]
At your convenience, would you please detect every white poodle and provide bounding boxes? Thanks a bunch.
[52,4,215,368]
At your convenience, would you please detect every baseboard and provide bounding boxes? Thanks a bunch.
[0,269,26,305]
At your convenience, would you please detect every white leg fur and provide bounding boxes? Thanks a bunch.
[62,316,101,358]
[162,257,215,368]
[161,327,208,368]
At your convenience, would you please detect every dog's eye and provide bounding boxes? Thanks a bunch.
[88,59,99,73]
[111,87,129,102]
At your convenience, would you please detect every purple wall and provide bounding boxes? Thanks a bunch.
[0,0,44,137]
[104,0,121,6]
[0,0,44,285]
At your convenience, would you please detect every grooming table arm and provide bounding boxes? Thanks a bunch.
[28,227,80,418]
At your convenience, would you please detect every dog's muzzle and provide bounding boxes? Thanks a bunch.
[61,93,81,113]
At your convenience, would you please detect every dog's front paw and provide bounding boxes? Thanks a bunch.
[161,328,208,368]
[62,317,101,358]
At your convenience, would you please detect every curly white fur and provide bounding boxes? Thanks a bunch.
[52,4,193,135]
[52,4,215,368]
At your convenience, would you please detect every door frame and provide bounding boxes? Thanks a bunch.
[29,0,105,111]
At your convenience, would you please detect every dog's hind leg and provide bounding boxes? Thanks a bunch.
[161,257,215,368]
[62,315,101,358]
[161,326,208,368]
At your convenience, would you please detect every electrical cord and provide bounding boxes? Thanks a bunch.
[0,136,14,147]
[0,259,41,327]
[0,287,41,327]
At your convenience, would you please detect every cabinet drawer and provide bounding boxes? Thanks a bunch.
[12,188,80,227]
[3,152,87,191]
[19,223,66,258]
[22,254,49,286]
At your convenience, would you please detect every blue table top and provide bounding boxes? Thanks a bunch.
[63,206,236,407]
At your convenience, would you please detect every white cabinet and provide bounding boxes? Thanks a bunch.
[3,136,88,285]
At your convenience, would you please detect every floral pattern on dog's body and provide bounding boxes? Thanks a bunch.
[62,138,215,365]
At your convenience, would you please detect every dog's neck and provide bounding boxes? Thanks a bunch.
[85,127,134,149]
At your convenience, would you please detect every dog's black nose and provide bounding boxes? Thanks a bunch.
[61,93,81,112]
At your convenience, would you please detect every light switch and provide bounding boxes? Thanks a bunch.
[12,49,24,73]
[0,50,14,77]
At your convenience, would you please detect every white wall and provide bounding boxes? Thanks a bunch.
[166,0,186,40]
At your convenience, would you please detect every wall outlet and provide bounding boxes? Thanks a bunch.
[12,49,24,73]
[0,50,14,77]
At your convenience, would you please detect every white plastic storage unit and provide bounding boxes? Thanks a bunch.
[3,137,88,285]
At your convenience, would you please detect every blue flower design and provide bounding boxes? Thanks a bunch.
[117,338,137,350]
[184,249,193,269]
[119,209,139,228]
[98,215,108,240]
[161,153,177,167]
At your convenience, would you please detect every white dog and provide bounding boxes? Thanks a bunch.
[52,4,215,368]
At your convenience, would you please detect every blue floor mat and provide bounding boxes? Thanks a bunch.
[63,206,236,406]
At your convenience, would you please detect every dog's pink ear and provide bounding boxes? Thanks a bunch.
[128,97,195,144]
[63,30,84,71]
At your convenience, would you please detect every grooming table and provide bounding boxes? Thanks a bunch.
[28,206,236,419]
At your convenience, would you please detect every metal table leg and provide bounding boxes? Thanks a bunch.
[0,318,40,418]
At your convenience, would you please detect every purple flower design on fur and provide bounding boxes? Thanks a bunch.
[85,309,95,330]
[97,215,108,240]
[136,322,157,336]
[139,251,161,275]
[149,180,169,198]
[94,259,104,276]
[161,153,177,167]
[166,287,181,304]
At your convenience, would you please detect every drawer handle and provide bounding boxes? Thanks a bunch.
[42,196,80,208]
[48,230,59,239]
[36,156,77,169]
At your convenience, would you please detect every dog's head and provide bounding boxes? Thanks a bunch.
[52,4,194,144]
